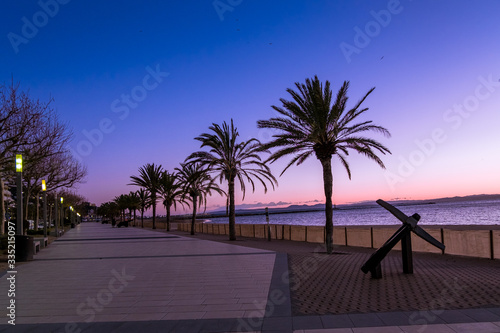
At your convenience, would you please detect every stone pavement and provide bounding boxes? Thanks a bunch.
[0,223,499,332]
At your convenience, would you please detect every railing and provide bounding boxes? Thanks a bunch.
[177,223,500,260]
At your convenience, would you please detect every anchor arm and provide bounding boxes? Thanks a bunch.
[376,199,408,224]
[413,225,445,250]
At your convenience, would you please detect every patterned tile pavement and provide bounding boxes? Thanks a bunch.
[0,223,499,332]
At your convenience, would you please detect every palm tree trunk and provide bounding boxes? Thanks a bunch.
[228,177,236,241]
[141,209,144,228]
[152,194,156,229]
[166,204,171,232]
[133,209,136,226]
[191,195,197,235]
[321,158,334,254]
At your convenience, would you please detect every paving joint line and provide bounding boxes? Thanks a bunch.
[34,251,275,262]
[54,236,180,242]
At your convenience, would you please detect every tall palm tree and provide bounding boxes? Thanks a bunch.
[136,188,151,228]
[159,171,186,231]
[187,119,277,240]
[176,162,224,235]
[129,163,163,229]
[128,191,141,226]
[257,76,391,254]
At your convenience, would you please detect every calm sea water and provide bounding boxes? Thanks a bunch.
[206,200,500,226]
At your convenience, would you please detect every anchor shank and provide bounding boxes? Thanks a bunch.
[401,229,413,274]
[361,224,410,274]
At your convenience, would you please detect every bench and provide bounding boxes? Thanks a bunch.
[117,220,130,228]
[33,237,49,248]
[33,241,40,253]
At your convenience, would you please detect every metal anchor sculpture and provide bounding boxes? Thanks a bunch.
[361,199,445,279]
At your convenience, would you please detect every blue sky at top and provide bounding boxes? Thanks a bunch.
[2,0,499,212]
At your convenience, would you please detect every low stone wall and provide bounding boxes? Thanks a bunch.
[177,223,500,260]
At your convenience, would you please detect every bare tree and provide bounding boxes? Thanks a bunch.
[21,110,86,226]
[0,82,50,234]
[0,81,87,234]
[23,150,87,228]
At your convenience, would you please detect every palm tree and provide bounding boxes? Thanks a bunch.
[114,194,129,222]
[159,171,186,231]
[257,76,391,254]
[187,119,277,240]
[97,201,120,222]
[127,191,141,226]
[136,188,151,228]
[176,162,224,235]
[129,163,163,229]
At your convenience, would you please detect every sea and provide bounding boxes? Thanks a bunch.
[205,199,500,226]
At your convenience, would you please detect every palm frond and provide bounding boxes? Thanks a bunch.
[257,76,391,177]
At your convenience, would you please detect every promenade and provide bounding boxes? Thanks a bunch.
[1,222,499,332]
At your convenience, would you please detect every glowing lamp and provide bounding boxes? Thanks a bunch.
[16,154,22,172]
[42,180,46,191]
[60,197,64,204]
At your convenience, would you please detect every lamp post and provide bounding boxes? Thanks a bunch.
[15,154,23,235]
[60,197,64,231]
[265,207,271,241]
[14,154,33,262]
[42,180,48,237]
[70,206,74,228]
[54,195,59,237]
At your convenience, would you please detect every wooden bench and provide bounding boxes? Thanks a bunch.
[33,237,49,248]
[33,241,40,253]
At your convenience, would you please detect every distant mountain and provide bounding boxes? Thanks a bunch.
[286,203,325,210]
[201,193,500,218]
[431,194,500,203]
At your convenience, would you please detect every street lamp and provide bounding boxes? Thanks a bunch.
[60,197,64,230]
[15,154,22,172]
[42,180,47,237]
[15,154,23,235]
[70,206,73,226]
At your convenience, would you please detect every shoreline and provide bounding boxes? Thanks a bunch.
[138,217,500,230]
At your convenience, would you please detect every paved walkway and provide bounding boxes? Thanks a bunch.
[0,223,499,332]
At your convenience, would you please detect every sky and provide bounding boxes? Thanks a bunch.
[2,0,499,214]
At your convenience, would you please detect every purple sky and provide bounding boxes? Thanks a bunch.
[2,0,500,214]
